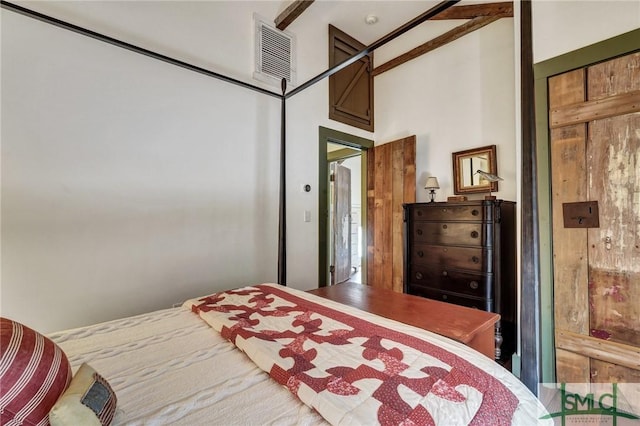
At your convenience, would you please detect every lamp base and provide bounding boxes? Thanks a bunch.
[429,190,436,203]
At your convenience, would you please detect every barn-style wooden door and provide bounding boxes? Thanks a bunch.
[550,52,640,383]
[366,136,416,292]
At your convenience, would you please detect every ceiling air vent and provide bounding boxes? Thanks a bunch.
[254,15,296,87]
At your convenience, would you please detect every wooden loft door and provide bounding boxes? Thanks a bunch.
[328,25,374,132]
[550,52,640,383]
[366,136,416,292]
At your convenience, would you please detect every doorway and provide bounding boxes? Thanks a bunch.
[328,147,362,285]
[318,127,373,287]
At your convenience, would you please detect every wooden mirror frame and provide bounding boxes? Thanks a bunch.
[452,145,498,195]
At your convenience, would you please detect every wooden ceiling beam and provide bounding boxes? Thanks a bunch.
[373,15,501,77]
[275,0,315,30]
[432,2,513,20]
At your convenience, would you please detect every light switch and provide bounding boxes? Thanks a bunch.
[304,210,311,222]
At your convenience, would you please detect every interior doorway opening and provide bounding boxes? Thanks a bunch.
[318,126,373,287]
[328,146,362,285]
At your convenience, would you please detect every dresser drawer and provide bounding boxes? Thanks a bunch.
[407,265,492,299]
[407,285,493,311]
[411,244,493,273]
[411,204,489,222]
[411,222,493,247]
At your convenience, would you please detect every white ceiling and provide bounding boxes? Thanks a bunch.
[279,0,509,46]
[289,1,444,45]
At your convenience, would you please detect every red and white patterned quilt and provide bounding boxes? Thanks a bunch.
[186,284,533,425]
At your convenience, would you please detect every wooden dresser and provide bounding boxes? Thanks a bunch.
[403,200,516,363]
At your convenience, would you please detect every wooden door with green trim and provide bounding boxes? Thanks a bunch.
[550,51,640,383]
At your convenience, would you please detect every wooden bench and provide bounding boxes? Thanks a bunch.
[308,282,499,359]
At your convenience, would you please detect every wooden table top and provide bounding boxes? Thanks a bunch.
[308,282,499,345]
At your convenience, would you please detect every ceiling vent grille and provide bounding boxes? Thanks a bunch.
[254,15,296,87]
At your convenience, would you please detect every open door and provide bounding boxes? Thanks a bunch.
[330,163,352,285]
[366,136,416,292]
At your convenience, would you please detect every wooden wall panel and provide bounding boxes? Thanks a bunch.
[587,110,640,273]
[591,359,640,383]
[587,113,640,347]
[366,136,415,293]
[550,125,589,335]
[373,142,392,290]
[556,329,640,370]
[587,52,640,100]
[391,145,405,293]
[589,268,640,347]
[555,348,590,382]
[548,69,585,108]
[549,70,589,338]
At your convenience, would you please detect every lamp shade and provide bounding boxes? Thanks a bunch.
[424,176,440,189]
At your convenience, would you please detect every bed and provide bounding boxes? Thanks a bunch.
[2,283,550,425]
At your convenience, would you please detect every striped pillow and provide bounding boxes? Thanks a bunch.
[1,317,72,426]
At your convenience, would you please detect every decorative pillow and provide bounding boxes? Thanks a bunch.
[0,317,73,426]
[49,363,117,426]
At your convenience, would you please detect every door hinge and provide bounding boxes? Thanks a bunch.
[330,173,335,182]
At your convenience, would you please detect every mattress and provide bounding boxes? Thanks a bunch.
[49,306,326,425]
[48,284,550,425]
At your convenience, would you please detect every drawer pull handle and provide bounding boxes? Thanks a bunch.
[472,209,479,216]
[471,231,479,238]
[415,272,423,280]
[417,251,424,257]
[472,256,480,263]
[469,281,479,289]
[442,224,448,229]
[442,208,447,212]
[442,271,448,277]
[417,229,423,236]
[442,294,448,300]
[417,211,423,216]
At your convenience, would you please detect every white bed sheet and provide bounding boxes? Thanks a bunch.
[48,307,327,425]
[48,285,549,425]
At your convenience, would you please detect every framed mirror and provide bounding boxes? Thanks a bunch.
[452,145,498,195]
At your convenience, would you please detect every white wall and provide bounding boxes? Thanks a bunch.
[532,1,640,63]
[285,80,372,291]
[280,3,375,290]
[374,19,516,203]
[1,0,376,331]
[4,0,636,334]
[1,2,282,332]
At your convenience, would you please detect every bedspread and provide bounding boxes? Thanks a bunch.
[187,284,535,426]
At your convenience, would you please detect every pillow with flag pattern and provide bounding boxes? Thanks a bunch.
[49,362,117,426]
